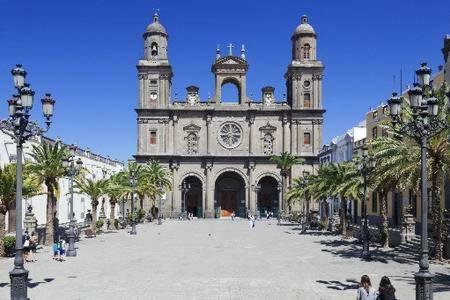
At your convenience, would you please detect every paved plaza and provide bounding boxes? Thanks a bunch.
[1,220,450,299]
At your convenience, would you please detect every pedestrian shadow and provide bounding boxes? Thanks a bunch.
[27,277,55,288]
[316,239,418,265]
[316,279,359,290]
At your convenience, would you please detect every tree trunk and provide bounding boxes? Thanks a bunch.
[380,191,389,248]
[45,183,55,246]
[139,198,143,210]
[322,200,330,228]
[91,203,98,232]
[282,174,288,213]
[109,201,116,220]
[340,198,347,236]
[431,171,443,261]
[0,211,6,257]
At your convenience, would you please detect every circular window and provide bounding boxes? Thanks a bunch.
[303,80,311,88]
[218,122,242,149]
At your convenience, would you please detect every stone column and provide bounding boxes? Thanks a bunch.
[206,115,212,155]
[170,160,179,218]
[248,114,255,155]
[172,114,178,154]
[282,115,289,152]
[204,161,214,218]
[248,161,256,213]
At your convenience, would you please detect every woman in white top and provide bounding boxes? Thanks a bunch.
[356,275,377,300]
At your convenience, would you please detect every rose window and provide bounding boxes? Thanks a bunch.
[218,122,242,149]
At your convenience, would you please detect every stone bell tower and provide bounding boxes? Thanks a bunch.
[137,12,173,109]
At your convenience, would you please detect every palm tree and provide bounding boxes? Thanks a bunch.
[370,83,449,256]
[27,142,68,245]
[139,160,171,214]
[271,152,304,213]
[104,172,127,223]
[0,163,41,256]
[74,175,108,231]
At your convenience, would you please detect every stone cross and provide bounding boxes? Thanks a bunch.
[227,43,234,56]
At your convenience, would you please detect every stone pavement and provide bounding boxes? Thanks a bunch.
[0,219,449,300]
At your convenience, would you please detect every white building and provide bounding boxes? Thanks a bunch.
[1,131,124,232]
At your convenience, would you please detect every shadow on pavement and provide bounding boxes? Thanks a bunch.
[27,277,54,288]
[316,279,359,290]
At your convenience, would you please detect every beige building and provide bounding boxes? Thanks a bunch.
[134,13,325,218]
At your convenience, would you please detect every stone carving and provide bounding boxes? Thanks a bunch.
[186,133,198,154]
[263,134,274,155]
[218,122,242,149]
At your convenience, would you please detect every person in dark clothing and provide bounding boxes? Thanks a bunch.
[377,276,396,300]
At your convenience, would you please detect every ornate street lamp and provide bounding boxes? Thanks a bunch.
[62,144,83,257]
[357,146,375,260]
[300,171,309,233]
[387,62,447,299]
[0,64,55,300]
[277,182,282,225]
[128,161,137,235]
[179,180,191,220]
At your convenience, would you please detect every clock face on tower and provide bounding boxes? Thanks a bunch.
[150,92,158,101]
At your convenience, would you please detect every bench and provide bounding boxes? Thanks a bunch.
[84,228,96,238]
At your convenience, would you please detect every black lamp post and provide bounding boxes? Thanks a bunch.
[128,162,137,235]
[387,62,447,299]
[179,180,190,220]
[0,64,55,300]
[300,171,309,232]
[277,182,282,225]
[358,146,375,260]
[62,144,83,257]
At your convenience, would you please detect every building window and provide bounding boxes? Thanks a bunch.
[150,131,157,145]
[151,42,158,56]
[303,93,311,108]
[303,44,311,59]
[382,106,388,115]
[263,133,274,155]
[303,132,311,145]
[187,133,198,154]
[381,127,388,137]
[372,110,378,119]
[371,191,378,213]
[372,127,378,139]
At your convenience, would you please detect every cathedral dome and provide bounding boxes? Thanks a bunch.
[294,15,315,35]
[145,13,167,35]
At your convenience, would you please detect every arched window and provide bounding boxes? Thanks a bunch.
[221,80,240,103]
[303,93,311,108]
[187,133,198,154]
[303,44,311,60]
[151,42,158,57]
[263,134,274,155]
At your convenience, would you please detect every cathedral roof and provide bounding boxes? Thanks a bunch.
[145,13,167,35]
[294,15,316,36]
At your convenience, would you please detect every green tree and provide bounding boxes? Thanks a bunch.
[0,163,41,256]
[74,175,108,231]
[27,142,68,245]
[270,152,304,212]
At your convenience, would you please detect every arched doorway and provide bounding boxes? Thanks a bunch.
[257,176,279,217]
[215,171,246,217]
[183,176,203,218]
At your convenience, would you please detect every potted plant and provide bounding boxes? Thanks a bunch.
[3,236,15,257]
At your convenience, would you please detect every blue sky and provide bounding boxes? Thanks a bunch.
[0,0,449,162]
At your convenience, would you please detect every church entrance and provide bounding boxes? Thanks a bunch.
[184,176,203,218]
[257,176,279,217]
[215,171,246,218]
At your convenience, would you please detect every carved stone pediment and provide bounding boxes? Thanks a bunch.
[259,122,277,133]
[212,56,249,72]
[183,123,201,132]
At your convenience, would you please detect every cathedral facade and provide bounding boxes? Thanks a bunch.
[135,13,325,218]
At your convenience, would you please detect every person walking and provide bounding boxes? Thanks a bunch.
[356,275,377,300]
[28,232,38,262]
[23,236,31,262]
[377,276,396,300]
[231,211,235,221]
[248,214,253,228]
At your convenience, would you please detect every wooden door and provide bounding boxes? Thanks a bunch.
[221,191,236,217]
